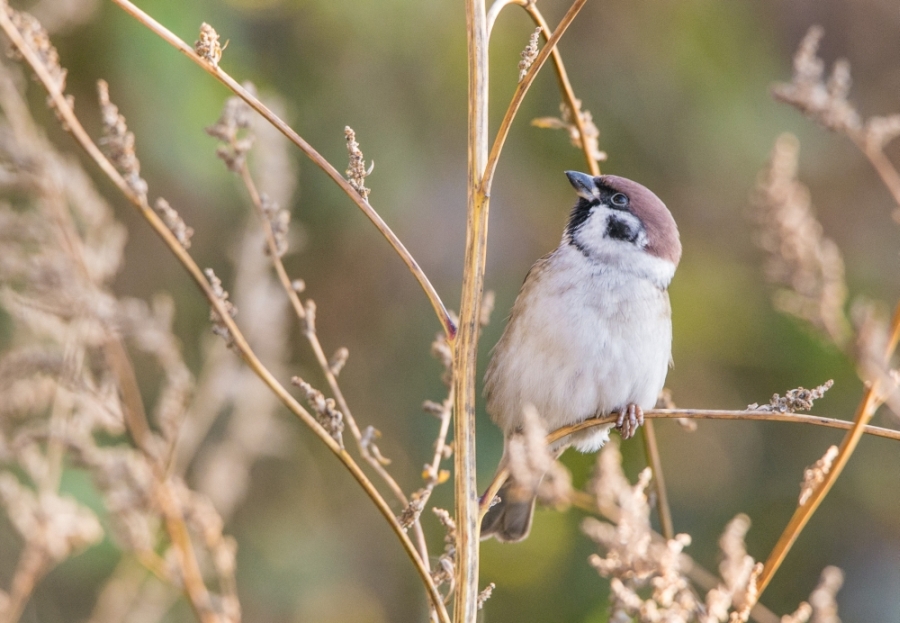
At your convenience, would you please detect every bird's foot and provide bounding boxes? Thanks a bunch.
[615,404,644,440]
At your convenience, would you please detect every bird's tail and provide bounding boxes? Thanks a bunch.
[480,476,537,543]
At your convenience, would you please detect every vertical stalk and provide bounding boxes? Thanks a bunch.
[454,0,489,621]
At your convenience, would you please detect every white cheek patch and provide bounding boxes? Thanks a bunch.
[573,207,645,252]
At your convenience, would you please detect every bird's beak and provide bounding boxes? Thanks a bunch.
[565,170,598,201]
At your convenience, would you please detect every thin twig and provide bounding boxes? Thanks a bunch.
[107,0,456,340]
[756,301,900,597]
[480,0,588,197]
[852,136,900,212]
[0,12,449,621]
[479,407,900,519]
[641,421,674,541]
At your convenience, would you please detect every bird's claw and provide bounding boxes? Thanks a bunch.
[615,404,644,440]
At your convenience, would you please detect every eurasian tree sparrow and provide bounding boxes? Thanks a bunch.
[481,171,681,542]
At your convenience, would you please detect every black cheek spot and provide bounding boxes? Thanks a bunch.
[606,216,639,243]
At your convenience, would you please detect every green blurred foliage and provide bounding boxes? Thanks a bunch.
[7,0,900,621]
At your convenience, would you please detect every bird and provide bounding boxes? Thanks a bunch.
[480,171,681,543]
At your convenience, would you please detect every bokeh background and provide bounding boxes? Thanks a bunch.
[2,0,900,621]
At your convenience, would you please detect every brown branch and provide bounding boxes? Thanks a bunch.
[641,421,674,541]
[107,0,456,340]
[479,407,900,519]
[0,11,449,621]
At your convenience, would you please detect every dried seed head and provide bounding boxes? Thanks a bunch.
[772,27,861,135]
[344,126,371,200]
[532,99,607,162]
[799,445,838,506]
[518,28,541,82]
[752,134,850,346]
[291,376,344,447]
[204,268,237,347]
[195,22,223,68]
[154,198,193,249]
[750,380,834,413]
[97,80,147,202]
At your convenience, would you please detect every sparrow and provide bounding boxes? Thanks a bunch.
[481,171,681,542]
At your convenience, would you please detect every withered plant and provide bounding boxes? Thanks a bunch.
[0,2,898,623]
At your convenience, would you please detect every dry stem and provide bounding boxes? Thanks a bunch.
[455,1,489,619]
[479,407,900,520]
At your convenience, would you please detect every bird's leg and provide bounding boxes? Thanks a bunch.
[615,404,644,440]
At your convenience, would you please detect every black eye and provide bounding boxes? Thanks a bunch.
[610,193,628,208]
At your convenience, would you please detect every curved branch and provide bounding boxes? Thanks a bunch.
[107,0,456,340]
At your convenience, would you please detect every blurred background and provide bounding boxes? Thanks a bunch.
[2,0,900,621]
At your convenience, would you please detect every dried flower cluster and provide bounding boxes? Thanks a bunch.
[154,198,194,248]
[206,92,255,172]
[97,79,148,202]
[773,26,900,222]
[752,134,850,346]
[344,126,372,200]
[532,99,607,162]
[772,27,859,135]
[195,22,223,68]
[749,380,834,413]
[204,268,238,347]
[584,443,842,623]
[291,377,345,447]
[431,507,457,595]
[506,404,554,498]
[3,4,68,96]
[518,27,541,82]
[773,26,900,153]
[799,445,838,506]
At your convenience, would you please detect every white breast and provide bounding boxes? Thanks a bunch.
[484,244,673,452]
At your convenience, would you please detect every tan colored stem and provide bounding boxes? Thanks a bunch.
[641,420,674,541]
[479,407,900,518]
[0,11,449,621]
[756,301,900,597]
[107,0,455,340]
[455,0,489,620]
